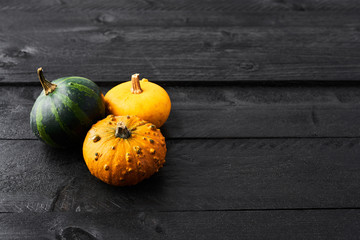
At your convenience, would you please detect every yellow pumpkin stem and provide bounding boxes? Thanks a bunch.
[115,122,131,139]
[37,67,57,95]
[131,73,143,94]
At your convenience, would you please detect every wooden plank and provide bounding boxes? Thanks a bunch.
[0,9,359,82]
[1,138,360,212]
[1,0,360,12]
[0,210,360,239]
[3,85,360,139]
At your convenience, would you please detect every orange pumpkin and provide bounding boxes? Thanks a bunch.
[104,73,171,128]
[82,115,166,186]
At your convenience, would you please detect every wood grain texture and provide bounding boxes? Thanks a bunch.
[1,0,360,12]
[0,1,359,82]
[1,1,360,238]
[3,85,360,139]
[1,210,360,239]
[2,138,360,212]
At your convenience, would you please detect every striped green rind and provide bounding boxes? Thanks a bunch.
[49,100,78,139]
[67,82,105,110]
[35,98,60,147]
[30,76,105,148]
[54,91,91,126]
[30,95,60,147]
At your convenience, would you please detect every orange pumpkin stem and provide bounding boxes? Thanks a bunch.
[115,122,131,139]
[131,73,143,94]
[37,67,57,95]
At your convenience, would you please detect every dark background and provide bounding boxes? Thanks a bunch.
[1,0,360,239]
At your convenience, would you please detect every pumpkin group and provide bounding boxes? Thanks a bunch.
[30,68,105,148]
[82,115,166,186]
[104,73,171,128]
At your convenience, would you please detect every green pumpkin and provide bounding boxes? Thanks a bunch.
[30,68,105,148]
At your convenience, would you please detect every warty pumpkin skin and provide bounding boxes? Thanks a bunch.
[83,115,166,186]
[104,74,171,128]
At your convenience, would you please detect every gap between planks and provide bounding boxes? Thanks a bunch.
[4,80,360,87]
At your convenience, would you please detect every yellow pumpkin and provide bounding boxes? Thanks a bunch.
[104,74,171,128]
[83,115,166,186]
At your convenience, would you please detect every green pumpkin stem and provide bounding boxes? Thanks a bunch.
[37,67,57,95]
[115,122,131,139]
[131,73,143,94]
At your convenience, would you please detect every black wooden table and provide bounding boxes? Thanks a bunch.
[1,0,360,239]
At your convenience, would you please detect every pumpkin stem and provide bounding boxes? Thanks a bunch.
[37,67,57,95]
[131,73,143,94]
[115,122,131,139]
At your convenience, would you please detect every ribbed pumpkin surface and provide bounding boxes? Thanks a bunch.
[30,76,105,147]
